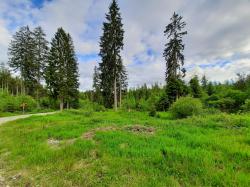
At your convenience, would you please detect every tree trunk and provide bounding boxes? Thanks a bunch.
[114,76,117,111]
[22,104,25,114]
[67,101,69,110]
[119,79,122,108]
[36,88,40,109]
[16,85,19,95]
[60,99,64,111]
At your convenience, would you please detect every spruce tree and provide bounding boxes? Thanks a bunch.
[163,12,187,103]
[45,28,79,110]
[190,75,202,98]
[8,26,36,95]
[201,75,208,90]
[33,26,49,107]
[65,33,79,109]
[207,82,215,96]
[99,0,127,109]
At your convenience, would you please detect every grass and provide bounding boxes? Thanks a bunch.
[0,110,249,186]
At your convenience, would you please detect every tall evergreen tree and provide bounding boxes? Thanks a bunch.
[207,82,215,96]
[201,74,208,89]
[190,75,202,98]
[45,28,79,110]
[99,0,127,109]
[33,26,49,107]
[92,65,102,104]
[163,12,187,103]
[65,33,79,109]
[8,26,36,95]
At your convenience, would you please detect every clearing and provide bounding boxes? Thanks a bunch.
[0,110,249,186]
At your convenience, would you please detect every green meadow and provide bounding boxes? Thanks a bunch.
[0,110,249,186]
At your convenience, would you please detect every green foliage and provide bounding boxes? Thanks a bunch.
[45,28,79,110]
[79,99,106,112]
[98,0,126,108]
[242,99,250,112]
[205,89,247,112]
[206,82,215,96]
[164,12,187,81]
[166,77,187,104]
[170,97,203,118]
[0,92,37,112]
[148,107,157,117]
[155,94,169,111]
[189,75,202,98]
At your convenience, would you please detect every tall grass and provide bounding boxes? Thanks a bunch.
[0,110,249,186]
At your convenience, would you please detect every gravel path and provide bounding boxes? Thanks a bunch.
[0,112,58,126]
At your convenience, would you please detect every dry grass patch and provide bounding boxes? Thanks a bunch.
[124,125,155,134]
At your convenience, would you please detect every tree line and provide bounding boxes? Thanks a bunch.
[7,26,79,110]
[2,0,249,113]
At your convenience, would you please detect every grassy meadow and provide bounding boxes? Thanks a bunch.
[0,110,249,186]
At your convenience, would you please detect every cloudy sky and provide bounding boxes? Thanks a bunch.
[0,0,250,90]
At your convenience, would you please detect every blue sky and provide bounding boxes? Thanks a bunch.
[0,0,250,90]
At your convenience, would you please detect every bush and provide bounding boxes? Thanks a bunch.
[155,94,169,111]
[148,107,157,117]
[170,97,203,119]
[242,99,250,112]
[16,95,37,112]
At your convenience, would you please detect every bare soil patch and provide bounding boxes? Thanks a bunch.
[124,125,155,134]
[82,125,155,141]
[47,138,60,148]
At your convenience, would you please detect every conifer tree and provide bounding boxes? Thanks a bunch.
[163,12,187,104]
[190,75,202,98]
[207,82,215,96]
[201,75,208,89]
[8,26,36,95]
[45,28,79,110]
[33,26,49,107]
[99,0,127,109]
[65,33,79,109]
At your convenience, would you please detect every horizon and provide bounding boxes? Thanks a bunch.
[0,0,250,90]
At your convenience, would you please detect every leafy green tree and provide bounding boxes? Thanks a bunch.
[99,0,127,109]
[163,12,187,103]
[190,75,202,98]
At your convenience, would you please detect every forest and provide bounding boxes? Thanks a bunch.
[0,0,249,186]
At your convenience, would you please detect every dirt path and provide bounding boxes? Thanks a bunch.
[0,112,58,126]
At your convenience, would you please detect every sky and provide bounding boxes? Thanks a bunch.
[0,0,250,90]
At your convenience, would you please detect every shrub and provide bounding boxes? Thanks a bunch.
[242,99,250,112]
[170,97,203,119]
[208,98,235,112]
[148,107,157,117]
[155,94,169,111]
[16,95,37,112]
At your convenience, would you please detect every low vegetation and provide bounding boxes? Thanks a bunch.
[170,97,203,119]
[0,110,249,186]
